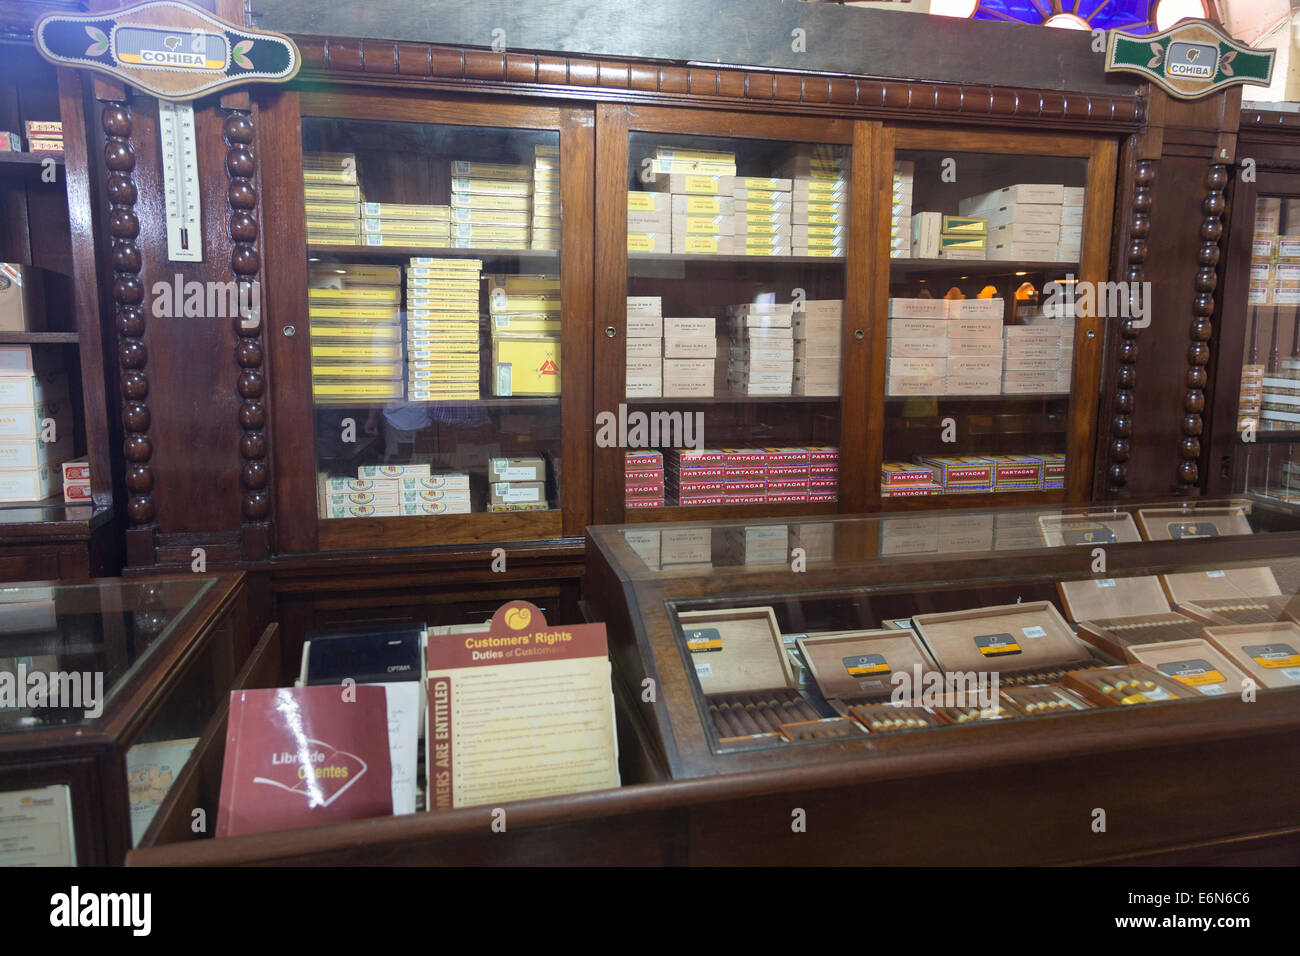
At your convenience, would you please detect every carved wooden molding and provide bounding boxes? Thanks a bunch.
[1105,144,1155,495]
[1177,162,1228,492]
[289,35,1144,129]
[223,110,271,526]
[103,102,154,527]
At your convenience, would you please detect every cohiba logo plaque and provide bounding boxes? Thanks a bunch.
[1105,18,1274,101]
[34,0,299,101]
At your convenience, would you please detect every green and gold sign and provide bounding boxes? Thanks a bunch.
[1106,18,1273,101]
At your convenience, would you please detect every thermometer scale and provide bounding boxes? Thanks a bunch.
[158,99,202,262]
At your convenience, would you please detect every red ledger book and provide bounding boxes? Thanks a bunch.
[216,685,393,837]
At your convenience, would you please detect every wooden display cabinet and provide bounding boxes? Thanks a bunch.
[264,88,594,554]
[0,573,250,865]
[123,499,1300,865]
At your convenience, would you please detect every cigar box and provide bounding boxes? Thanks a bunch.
[886,357,947,378]
[626,337,661,358]
[678,606,792,695]
[492,335,560,396]
[644,173,736,195]
[888,317,947,340]
[627,232,670,254]
[987,221,1061,245]
[962,184,1066,209]
[848,704,944,734]
[663,336,717,359]
[1124,639,1250,697]
[449,181,531,201]
[488,456,545,482]
[1135,504,1253,541]
[778,717,866,743]
[488,481,547,508]
[1060,575,1203,661]
[989,240,1059,261]
[312,382,404,402]
[1063,664,1196,707]
[798,628,941,713]
[1202,622,1300,688]
[671,234,734,255]
[1037,511,1141,547]
[999,683,1092,716]
[948,316,1002,339]
[888,298,946,320]
[912,601,1094,680]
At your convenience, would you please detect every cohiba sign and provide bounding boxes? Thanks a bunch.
[34,0,299,101]
[1106,18,1273,101]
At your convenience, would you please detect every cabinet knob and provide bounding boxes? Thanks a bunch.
[1085,329,1096,340]
[283,325,296,338]
[605,326,617,338]
[854,329,865,340]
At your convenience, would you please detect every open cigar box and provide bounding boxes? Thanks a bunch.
[796,627,940,715]
[846,703,945,734]
[1058,574,1205,661]
[1062,664,1199,707]
[1124,638,1251,697]
[911,601,1097,684]
[998,683,1093,716]
[1201,622,1300,689]
[678,606,823,743]
[1135,503,1253,541]
[1037,511,1142,548]
[1159,566,1296,626]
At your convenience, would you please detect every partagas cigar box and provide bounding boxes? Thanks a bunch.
[1124,638,1251,697]
[1202,622,1300,689]
[1059,575,1203,661]
[1135,503,1253,541]
[911,601,1094,682]
[796,628,940,714]
[1062,664,1197,707]
[679,607,821,743]
[1037,511,1142,547]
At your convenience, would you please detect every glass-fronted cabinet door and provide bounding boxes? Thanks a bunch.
[1220,188,1300,504]
[871,129,1115,509]
[593,105,865,524]
[269,91,592,551]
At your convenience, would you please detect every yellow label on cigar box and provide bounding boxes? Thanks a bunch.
[974,633,1023,657]
[409,372,481,384]
[362,202,450,219]
[800,248,843,257]
[450,161,531,180]
[679,235,723,254]
[312,381,404,399]
[449,179,532,198]
[487,274,561,291]
[489,295,560,313]
[311,363,403,379]
[410,362,479,374]
[679,215,730,234]
[307,237,366,247]
[741,247,791,257]
[451,208,530,227]
[802,213,843,226]
[940,235,986,251]
[309,305,400,321]
[406,277,481,293]
[312,344,402,361]
[362,218,451,235]
[452,224,530,242]
[492,335,561,396]
[409,297,480,312]
[627,233,668,253]
[655,148,736,164]
[800,178,848,194]
[672,175,729,195]
[311,264,402,282]
[799,201,844,215]
[310,324,401,341]
[1160,662,1227,688]
[491,316,561,333]
[360,235,446,247]
[304,184,362,201]
[739,212,790,227]
[302,169,358,185]
[409,257,484,271]
[797,235,845,248]
[674,195,724,215]
[409,349,479,362]
[308,288,401,304]
[305,217,362,233]
[303,201,361,219]
[798,224,847,238]
[736,176,792,191]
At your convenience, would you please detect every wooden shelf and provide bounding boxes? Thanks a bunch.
[889,259,1079,277]
[307,244,558,261]
[630,253,843,265]
[624,501,838,523]
[625,395,837,405]
[0,331,79,345]
[0,151,64,169]
[880,488,1068,511]
[885,392,1069,403]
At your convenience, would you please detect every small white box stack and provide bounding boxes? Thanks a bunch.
[886,298,1005,396]
[1002,316,1074,394]
[891,161,914,259]
[727,302,794,396]
[663,316,716,398]
[793,300,843,396]
[531,144,560,250]
[945,298,1003,395]
[62,458,90,503]
[960,184,1082,262]
[626,296,664,397]
[0,350,70,502]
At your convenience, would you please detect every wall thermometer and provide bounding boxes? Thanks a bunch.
[158,99,203,262]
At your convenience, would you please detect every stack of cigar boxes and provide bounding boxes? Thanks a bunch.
[917,456,993,494]
[531,144,560,249]
[663,315,716,398]
[23,120,62,154]
[626,296,663,397]
[360,202,450,247]
[885,298,1003,396]
[488,455,548,512]
[793,300,842,396]
[910,212,987,260]
[880,461,942,498]
[1248,199,1300,308]
[890,161,914,259]
[625,451,664,509]
[732,176,792,257]
[302,152,362,246]
[785,148,845,257]
[960,184,1083,262]
[667,448,726,506]
[627,191,671,254]
[318,464,470,518]
[727,301,793,395]
[61,458,90,504]
[1003,316,1073,394]
[0,347,71,501]
[308,263,404,404]
[405,258,481,402]
[946,298,1003,394]
[449,161,531,250]
[488,274,561,396]
[645,146,739,255]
